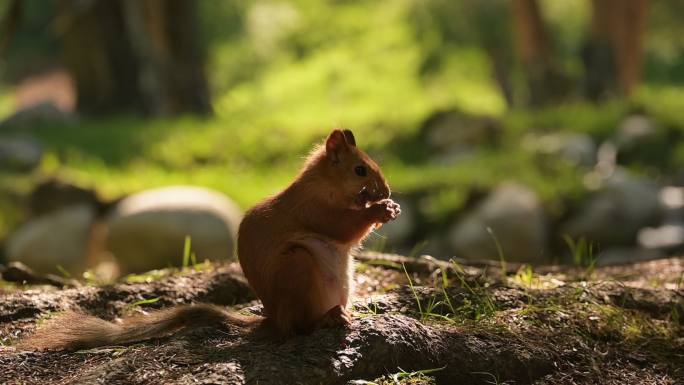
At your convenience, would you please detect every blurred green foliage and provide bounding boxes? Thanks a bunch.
[1,0,684,245]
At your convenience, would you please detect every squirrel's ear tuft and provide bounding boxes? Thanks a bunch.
[342,129,356,147]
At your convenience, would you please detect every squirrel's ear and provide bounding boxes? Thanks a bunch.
[325,129,348,163]
[342,129,356,147]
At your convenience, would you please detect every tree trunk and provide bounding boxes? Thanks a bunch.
[54,0,211,116]
[511,0,569,106]
[583,0,649,99]
[486,47,514,107]
[134,0,212,116]
[0,0,22,60]
[160,0,212,115]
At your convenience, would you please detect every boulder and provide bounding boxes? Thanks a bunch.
[105,186,242,273]
[0,101,77,129]
[637,186,684,253]
[420,110,501,163]
[615,114,657,149]
[638,225,684,251]
[448,183,548,263]
[561,170,662,248]
[6,204,96,275]
[29,178,100,217]
[614,113,671,168]
[595,247,664,266]
[0,136,43,171]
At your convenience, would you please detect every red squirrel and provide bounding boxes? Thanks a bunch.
[18,129,400,350]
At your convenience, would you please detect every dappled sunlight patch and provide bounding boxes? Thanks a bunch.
[122,260,220,285]
[510,266,567,290]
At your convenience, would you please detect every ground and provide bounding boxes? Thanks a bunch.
[0,253,682,385]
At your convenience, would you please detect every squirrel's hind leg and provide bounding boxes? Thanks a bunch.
[267,245,340,335]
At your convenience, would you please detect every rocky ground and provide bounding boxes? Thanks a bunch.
[0,253,682,385]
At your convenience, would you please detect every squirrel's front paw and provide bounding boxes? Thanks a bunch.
[371,199,401,223]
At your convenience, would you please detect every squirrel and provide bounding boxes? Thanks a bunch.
[17,129,400,350]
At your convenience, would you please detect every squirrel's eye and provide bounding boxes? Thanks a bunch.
[354,165,367,177]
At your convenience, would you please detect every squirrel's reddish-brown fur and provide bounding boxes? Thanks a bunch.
[17,129,400,350]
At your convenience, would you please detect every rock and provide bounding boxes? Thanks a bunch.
[615,114,657,148]
[596,247,665,266]
[0,101,77,129]
[0,261,79,287]
[637,186,684,252]
[420,109,501,161]
[105,186,242,273]
[0,136,43,171]
[638,225,684,251]
[6,204,96,275]
[614,114,671,168]
[448,183,548,263]
[523,132,597,167]
[561,170,662,248]
[29,178,101,217]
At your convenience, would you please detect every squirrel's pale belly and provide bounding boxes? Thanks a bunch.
[296,236,355,310]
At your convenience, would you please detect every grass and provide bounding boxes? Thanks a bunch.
[470,371,508,385]
[354,366,445,385]
[2,0,684,258]
[514,265,536,288]
[127,297,161,308]
[389,255,682,384]
[416,262,680,383]
[0,1,623,245]
[4,86,680,249]
[486,227,507,279]
[564,235,598,277]
[402,259,499,323]
[123,268,176,284]
[402,263,424,319]
[514,299,680,358]
[354,297,380,317]
[121,259,215,285]
[0,87,13,118]
[449,261,498,321]
[401,255,679,346]
[182,236,197,269]
[55,264,72,279]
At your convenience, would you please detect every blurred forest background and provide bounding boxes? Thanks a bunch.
[1,0,684,277]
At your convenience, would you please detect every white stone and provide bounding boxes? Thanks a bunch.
[562,170,662,247]
[105,186,242,273]
[0,137,43,171]
[6,204,95,275]
[448,183,548,263]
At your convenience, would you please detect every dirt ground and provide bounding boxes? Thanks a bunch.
[0,253,682,385]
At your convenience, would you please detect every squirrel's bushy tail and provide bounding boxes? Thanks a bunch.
[17,304,255,351]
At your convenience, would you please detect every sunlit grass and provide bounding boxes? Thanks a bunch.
[635,85,684,129]
[1,0,683,248]
[0,0,595,222]
[0,101,588,215]
[0,88,13,118]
